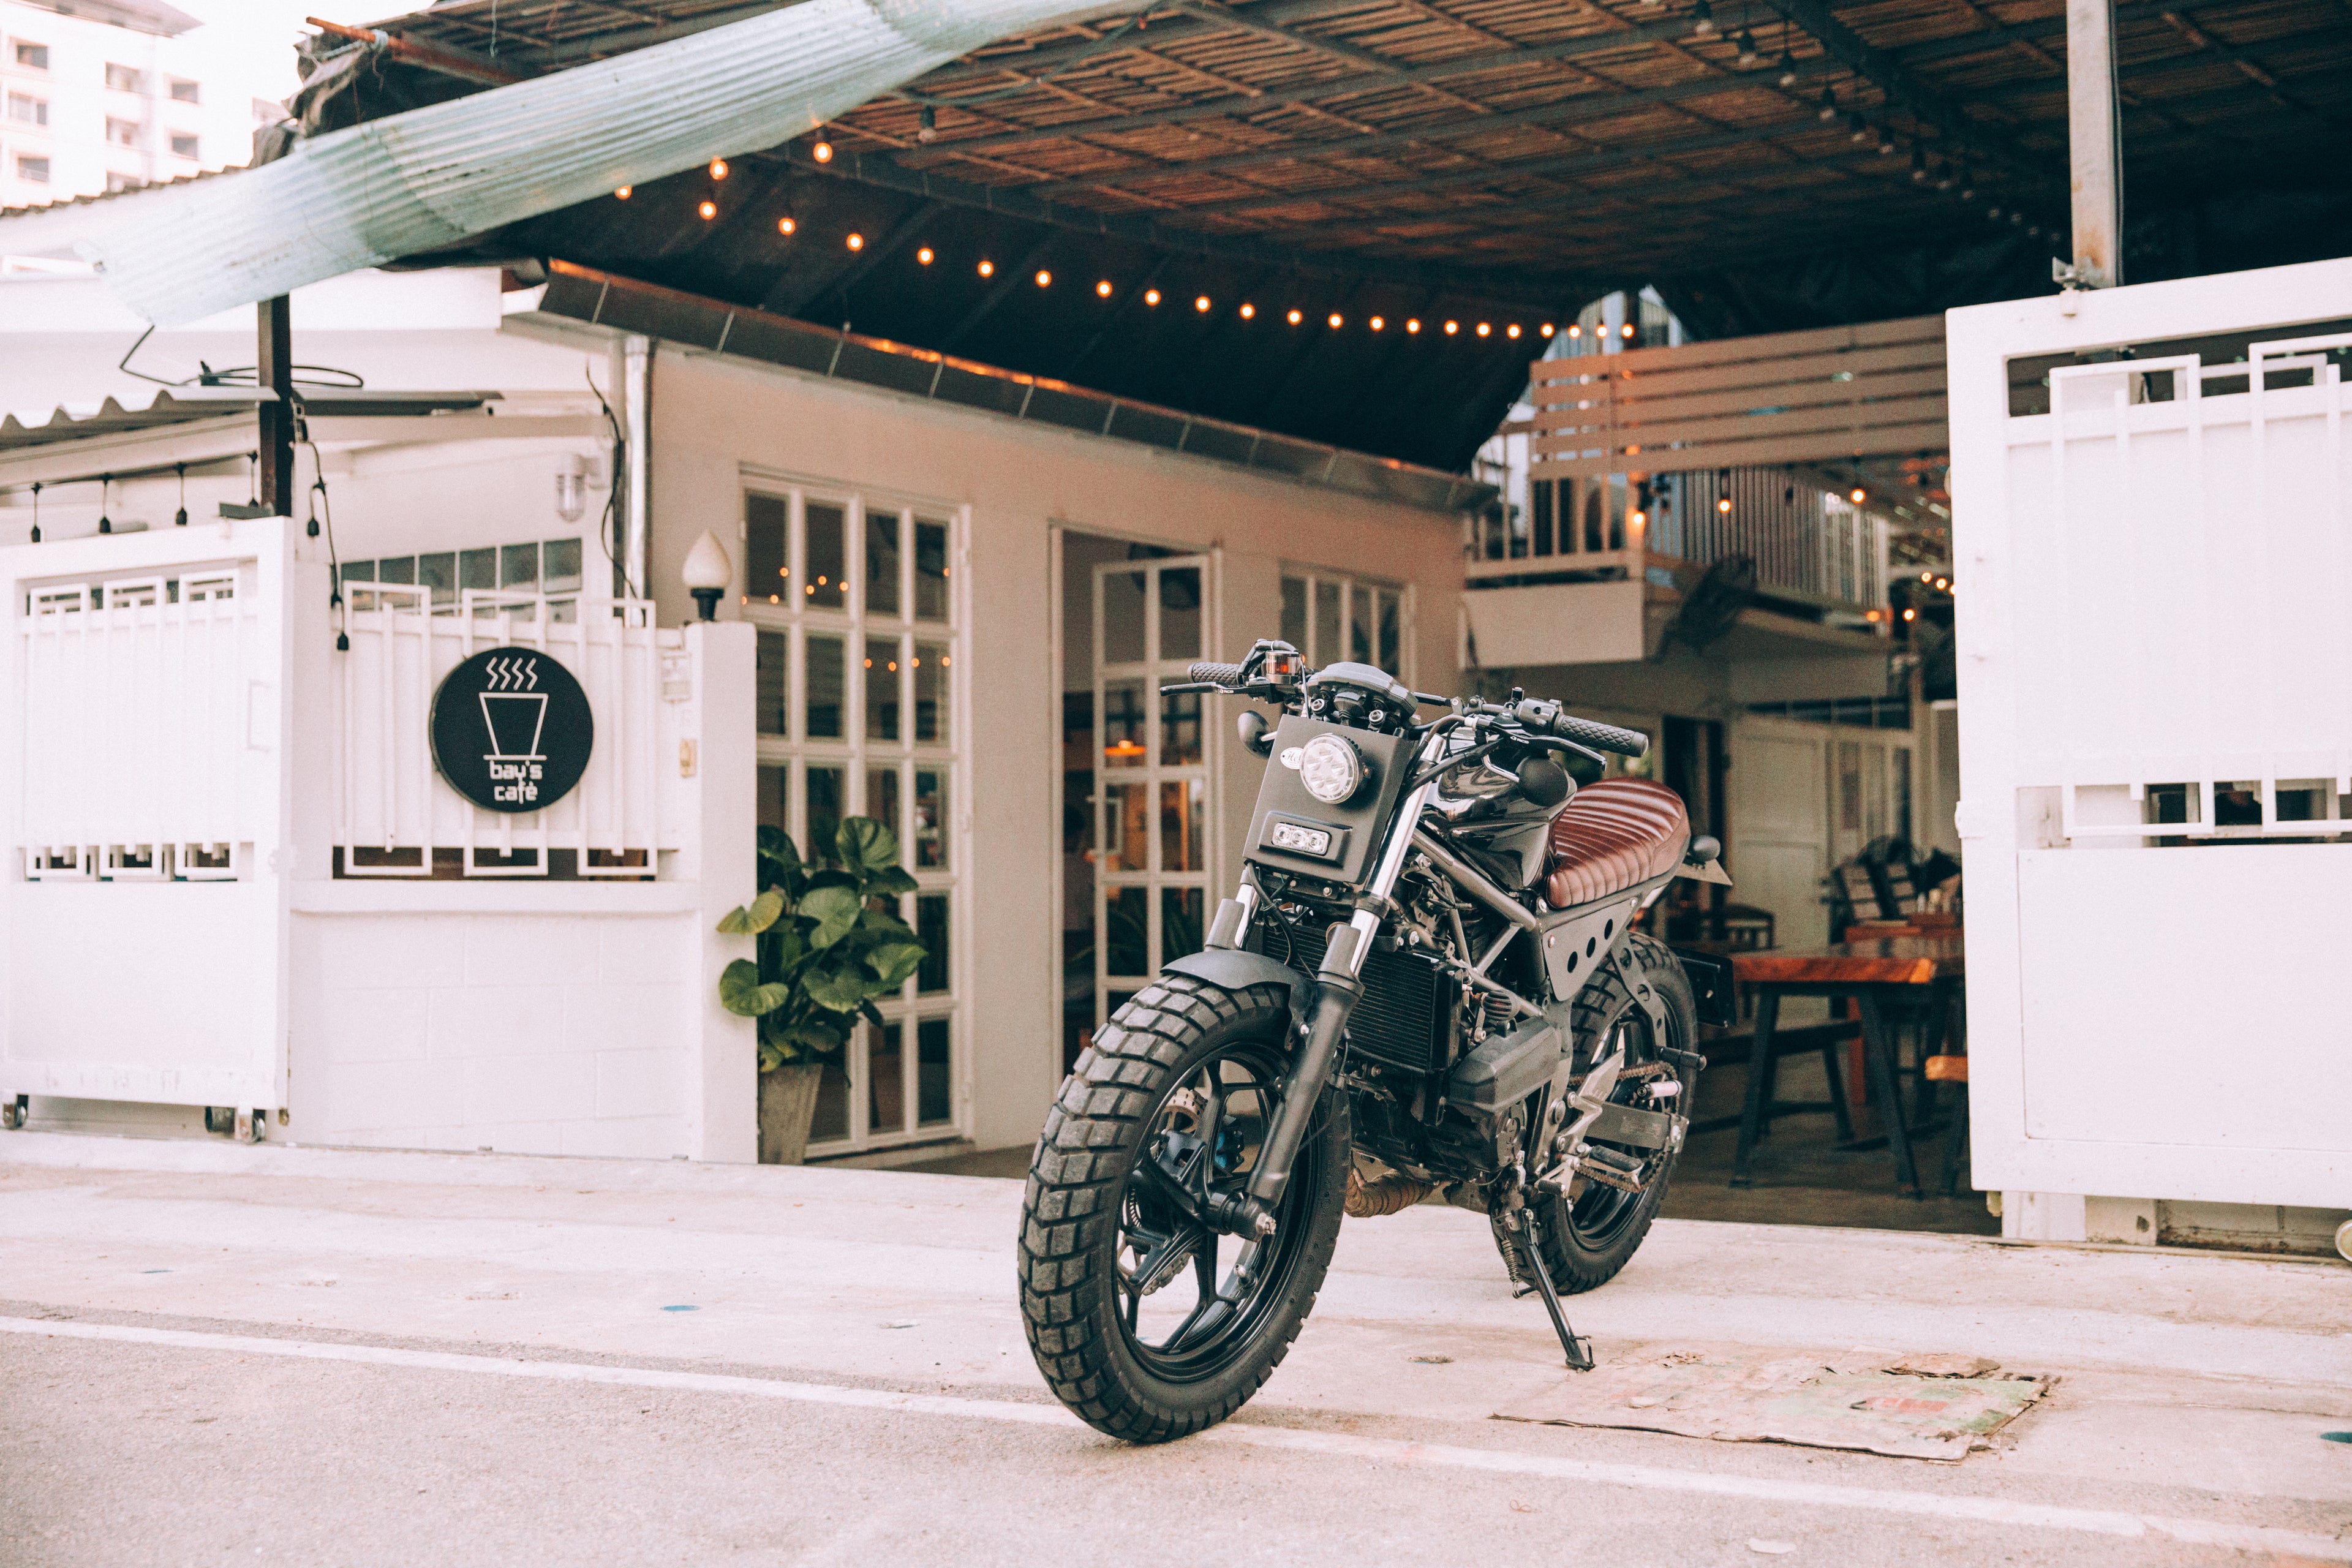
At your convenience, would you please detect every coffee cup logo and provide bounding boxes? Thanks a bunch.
[431,646,594,815]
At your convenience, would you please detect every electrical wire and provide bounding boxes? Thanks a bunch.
[115,323,366,391]
[295,402,349,650]
[583,360,631,598]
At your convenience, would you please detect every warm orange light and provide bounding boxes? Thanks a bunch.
[1850,487,1867,503]
[698,200,716,219]
[614,186,632,200]
[1406,318,1422,334]
[1716,497,1732,513]
[1866,609,1883,622]
[1507,323,1521,339]
[1240,303,1256,318]
[1106,739,1147,758]
[1195,295,1211,312]
[709,159,728,180]
[1370,315,1385,331]
[1540,323,1555,336]
[1287,308,1303,325]
[1035,269,1052,287]
[1621,322,1635,338]
[1096,279,1112,297]
[846,232,865,251]
[1935,577,1950,590]
[778,216,797,235]
[1629,509,1648,527]
[1144,288,1161,306]
[1444,320,1459,335]
[978,259,995,277]
[1567,323,1581,337]
[1476,322,1491,337]
[1902,607,1918,621]
[916,245,932,263]
[813,139,834,162]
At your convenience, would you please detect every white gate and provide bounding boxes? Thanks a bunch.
[1,518,305,1115]
[1948,255,2352,1208]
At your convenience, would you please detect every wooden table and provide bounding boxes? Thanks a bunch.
[1727,937,1966,1197]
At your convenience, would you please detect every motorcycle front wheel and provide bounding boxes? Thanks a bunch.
[1019,972,1347,1443]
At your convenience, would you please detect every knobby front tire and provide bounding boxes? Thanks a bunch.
[1019,972,1347,1444]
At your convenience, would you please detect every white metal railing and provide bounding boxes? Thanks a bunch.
[2015,335,2352,843]
[335,589,688,876]
[17,560,265,881]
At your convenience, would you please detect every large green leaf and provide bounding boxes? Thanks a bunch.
[756,825,802,873]
[865,942,926,987]
[742,888,788,934]
[799,884,862,949]
[802,959,882,1012]
[836,817,902,875]
[715,904,753,935]
[717,960,789,1018]
[864,865,919,897]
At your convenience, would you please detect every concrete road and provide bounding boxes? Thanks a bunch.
[2,1135,2348,1567]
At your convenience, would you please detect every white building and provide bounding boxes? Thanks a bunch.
[0,0,272,216]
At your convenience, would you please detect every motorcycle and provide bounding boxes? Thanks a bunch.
[1020,638,1736,1442]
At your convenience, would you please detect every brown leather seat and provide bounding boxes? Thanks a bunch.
[1543,777,1690,908]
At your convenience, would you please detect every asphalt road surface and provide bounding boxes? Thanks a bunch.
[2,1136,2347,1567]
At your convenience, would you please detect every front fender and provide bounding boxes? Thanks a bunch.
[1162,949,1313,1020]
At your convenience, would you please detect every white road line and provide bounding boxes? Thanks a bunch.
[4,1315,2343,1561]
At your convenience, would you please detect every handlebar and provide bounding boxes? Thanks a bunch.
[1188,662,1247,686]
[1515,699,1649,758]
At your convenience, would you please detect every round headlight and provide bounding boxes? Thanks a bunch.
[1297,733,1366,804]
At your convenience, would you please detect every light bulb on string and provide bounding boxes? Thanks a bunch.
[1621,322,1635,338]
[1507,323,1521,339]
[174,462,187,527]
[1819,88,1837,122]
[1540,322,1555,336]
[97,474,111,534]
[847,232,865,251]
[1691,0,1716,37]
[1240,303,1256,318]
[1095,279,1112,297]
[1777,50,1798,87]
[614,186,631,199]
[1734,28,1757,63]
[978,258,995,277]
[1145,288,1161,306]
[1848,111,1869,143]
[1370,315,1384,331]
[1877,125,1896,155]
[1444,320,1458,335]
[1327,312,1343,328]
[1568,323,1581,337]
[1196,295,1212,312]
[918,105,937,143]
[28,480,39,544]
[1407,318,1422,333]
[709,158,728,180]
[778,216,797,235]
[1716,496,1732,513]
[1911,145,1928,181]
[1287,308,1303,325]
[1034,268,1050,287]
[915,244,931,263]
[698,200,716,219]
[812,137,834,162]
[1476,322,1491,337]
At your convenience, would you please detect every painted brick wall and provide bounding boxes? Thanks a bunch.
[290,911,696,1158]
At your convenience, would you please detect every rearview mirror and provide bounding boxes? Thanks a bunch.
[1237,710,1274,756]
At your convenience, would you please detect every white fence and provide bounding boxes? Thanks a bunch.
[336,587,687,877]
[1948,255,2352,1211]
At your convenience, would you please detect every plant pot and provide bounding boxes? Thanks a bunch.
[758,1061,824,1166]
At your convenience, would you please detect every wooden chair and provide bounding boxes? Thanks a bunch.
[1925,1052,1970,1196]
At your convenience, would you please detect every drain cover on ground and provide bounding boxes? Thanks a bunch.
[1494,1342,2048,1462]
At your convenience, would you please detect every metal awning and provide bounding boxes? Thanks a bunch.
[0,388,502,457]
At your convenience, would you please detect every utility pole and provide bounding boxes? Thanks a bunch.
[2064,0,2122,289]
[257,295,295,514]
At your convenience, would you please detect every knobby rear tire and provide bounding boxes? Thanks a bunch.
[1019,973,1348,1444]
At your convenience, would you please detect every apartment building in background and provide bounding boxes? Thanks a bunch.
[0,0,274,216]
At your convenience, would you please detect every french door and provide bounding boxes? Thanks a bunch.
[1087,555,1214,1043]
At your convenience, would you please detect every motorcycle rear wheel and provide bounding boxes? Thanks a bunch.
[1019,972,1347,1443]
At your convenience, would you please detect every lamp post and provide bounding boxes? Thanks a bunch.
[682,529,732,622]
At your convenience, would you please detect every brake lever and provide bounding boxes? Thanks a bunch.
[1523,733,1611,769]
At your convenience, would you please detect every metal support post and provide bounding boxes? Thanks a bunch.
[2062,0,2122,289]
[256,295,295,514]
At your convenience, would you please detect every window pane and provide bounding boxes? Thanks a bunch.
[869,1022,906,1136]
[1159,567,1202,661]
[1313,581,1340,667]
[866,766,901,845]
[806,765,845,865]
[1103,782,1147,872]
[1378,592,1401,676]
[747,492,789,605]
[1101,571,1146,665]
[913,642,948,745]
[756,632,788,736]
[916,1017,952,1126]
[805,636,845,739]
[459,548,496,594]
[500,543,538,590]
[418,551,455,609]
[914,769,948,869]
[1161,887,1205,967]
[809,1060,850,1143]
[341,560,375,582]
[1106,887,1148,978]
[1351,584,1374,665]
[1102,680,1145,767]
[377,556,414,585]
[758,764,788,834]
[865,636,901,741]
[914,519,949,621]
[543,538,582,594]
[917,894,949,994]
[1160,690,1202,766]
[865,507,901,616]
[1160,779,1204,872]
[806,500,848,609]
[1280,576,1307,651]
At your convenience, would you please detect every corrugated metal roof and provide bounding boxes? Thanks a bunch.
[0,388,499,453]
[530,261,1492,514]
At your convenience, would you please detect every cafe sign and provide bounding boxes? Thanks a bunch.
[429,646,594,813]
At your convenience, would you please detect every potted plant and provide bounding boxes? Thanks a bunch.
[717,818,927,1164]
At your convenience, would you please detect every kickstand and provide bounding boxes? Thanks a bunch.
[1520,1210,1594,1371]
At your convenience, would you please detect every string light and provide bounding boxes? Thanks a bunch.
[1507,323,1521,339]
[1540,322,1555,336]
[698,200,716,219]
[1370,315,1384,331]
[847,232,865,251]
[1621,322,1635,338]
[1717,496,1733,513]
[1444,320,1459,334]
[918,105,937,143]
[1849,111,1869,143]
[1850,486,1868,503]
[1903,606,1917,621]
[1735,29,1758,64]
[1691,0,1717,36]
[1095,279,1112,297]
[1035,268,1052,287]
[1240,302,1256,318]
[1327,312,1343,328]
[1406,318,1422,333]
[709,159,728,180]
[1195,295,1212,312]
[812,137,834,162]
[1145,288,1161,306]
[915,244,931,263]
[614,186,631,200]
[1568,323,1581,337]
[1819,87,1838,121]
[1476,322,1491,337]
[1877,124,1896,156]
[779,216,797,235]
[1777,50,1799,87]
[1287,308,1303,325]
[978,259,995,277]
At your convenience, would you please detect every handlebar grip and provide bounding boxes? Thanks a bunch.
[1188,662,1246,686]
[1554,713,1650,758]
